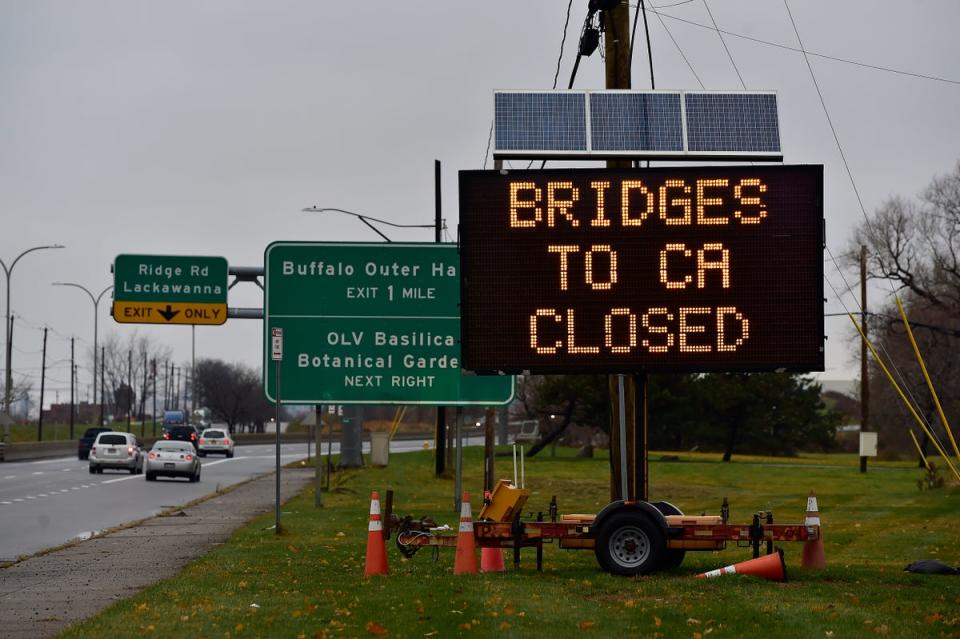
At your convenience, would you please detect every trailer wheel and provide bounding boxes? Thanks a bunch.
[595,511,665,576]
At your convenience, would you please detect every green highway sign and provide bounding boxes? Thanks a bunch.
[263,242,514,405]
[113,254,228,325]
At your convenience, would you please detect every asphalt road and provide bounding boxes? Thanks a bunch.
[0,436,455,562]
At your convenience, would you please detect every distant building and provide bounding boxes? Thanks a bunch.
[43,402,99,424]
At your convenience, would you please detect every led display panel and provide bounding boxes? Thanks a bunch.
[459,166,824,374]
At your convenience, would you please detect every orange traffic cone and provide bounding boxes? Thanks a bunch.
[454,492,478,575]
[696,548,787,582]
[364,491,389,577]
[480,492,506,573]
[801,490,826,569]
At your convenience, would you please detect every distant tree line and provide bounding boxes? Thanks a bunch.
[517,373,840,461]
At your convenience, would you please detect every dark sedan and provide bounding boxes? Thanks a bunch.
[163,425,201,449]
[78,427,112,460]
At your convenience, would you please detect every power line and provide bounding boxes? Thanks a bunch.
[552,0,575,89]
[652,3,704,88]
[783,0,868,223]
[702,0,746,89]
[649,6,960,85]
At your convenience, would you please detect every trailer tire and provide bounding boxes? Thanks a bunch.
[595,511,665,576]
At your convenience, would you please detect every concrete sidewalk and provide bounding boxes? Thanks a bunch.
[0,468,314,638]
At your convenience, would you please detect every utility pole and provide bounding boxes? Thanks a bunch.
[152,358,157,437]
[434,159,448,476]
[126,349,132,429]
[38,327,47,441]
[602,1,647,502]
[860,245,870,473]
[69,337,75,439]
[140,351,148,438]
[100,346,105,426]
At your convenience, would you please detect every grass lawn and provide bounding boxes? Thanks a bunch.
[61,446,959,638]
[5,422,161,442]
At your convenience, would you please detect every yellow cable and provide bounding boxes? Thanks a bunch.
[895,295,960,461]
[908,429,932,471]
[847,312,960,481]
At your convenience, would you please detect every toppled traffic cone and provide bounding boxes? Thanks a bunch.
[801,490,826,569]
[454,492,478,575]
[480,492,506,572]
[364,490,389,577]
[696,548,787,582]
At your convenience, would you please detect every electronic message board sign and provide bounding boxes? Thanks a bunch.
[459,166,824,374]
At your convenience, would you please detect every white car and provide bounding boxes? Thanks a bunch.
[198,428,234,458]
[89,432,143,474]
[145,441,201,482]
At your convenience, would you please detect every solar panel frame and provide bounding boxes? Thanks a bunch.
[588,90,685,153]
[493,91,589,156]
[683,90,782,155]
[492,90,783,161]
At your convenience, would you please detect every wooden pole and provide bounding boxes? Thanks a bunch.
[860,245,869,473]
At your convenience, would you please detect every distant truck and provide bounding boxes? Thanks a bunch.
[162,410,188,427]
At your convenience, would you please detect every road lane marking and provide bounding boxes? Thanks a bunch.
[32,471,44,476]
[37,493,49,497]
[60,489,70,493]
[71,487,80,490]
[101,476,139,484]
[61,468,72,472]
[201,458,241,467]
[14,498,23,502]
[26,496,36,499]
[3,475,15,479]
[1,501,10,505]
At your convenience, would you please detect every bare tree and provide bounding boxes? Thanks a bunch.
[848,162,960,459]
[99,332,172,419]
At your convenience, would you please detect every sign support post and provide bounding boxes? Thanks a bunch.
[272,327,283,534]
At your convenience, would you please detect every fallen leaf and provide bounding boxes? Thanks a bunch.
[415,600,425,616]
[687,618,701,626]
[366,621,388,636]
[458,623,472,631]
[504,606,514,616]
[235,624,244,633]
[694,633,703,639]
[238,581,248,590]
[180,615,189,622]
[578,620,595,631]
[875,625,889,636]
[925,612,942,624]
[135,603,148,613]
[654,616,662,628]
[498,622,512,631]
[624,599,635,609]
[313,632,327,639]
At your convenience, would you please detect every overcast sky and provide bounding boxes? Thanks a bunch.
[2,1,958,409]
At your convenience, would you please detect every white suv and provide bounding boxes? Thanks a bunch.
[198,428,234,458]
[89,432,143,474]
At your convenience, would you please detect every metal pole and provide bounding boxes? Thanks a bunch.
[617,374,628,501]
[314,404,323,508]
[434,159,447,477]
[275,356,282,534]
[454,406,463,512]
[38,328,47,441]
[140,351,147,438]
[70,337,75,440]
[127,349,132,429]
[152,358,157,437]
[100,346,105,426]
[191,325,196,415]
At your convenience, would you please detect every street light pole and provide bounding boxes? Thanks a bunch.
[1,244,65,413]
[52,283,112,426]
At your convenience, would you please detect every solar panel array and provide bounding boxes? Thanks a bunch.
[493,90,782,160]
[494,92,586,152]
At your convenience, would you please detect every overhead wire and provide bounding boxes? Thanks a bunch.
[702,0,746,89]
[648,6,960,85]
[652,4,704,88]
